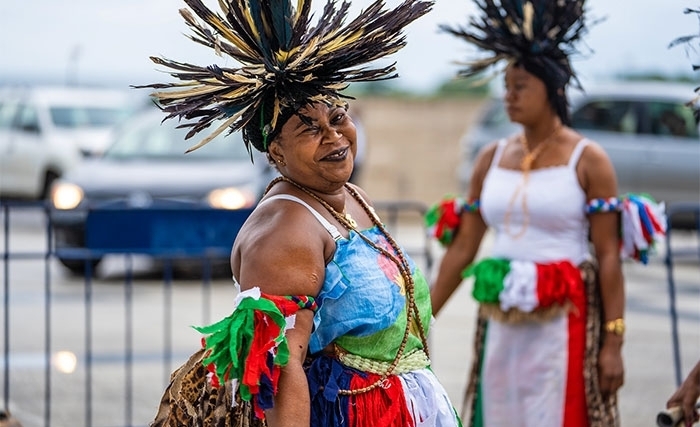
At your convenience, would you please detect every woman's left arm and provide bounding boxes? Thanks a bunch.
[579,141,625,396]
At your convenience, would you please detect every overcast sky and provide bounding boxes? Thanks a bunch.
[1,1,699,93]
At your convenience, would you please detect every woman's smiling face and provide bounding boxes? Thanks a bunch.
[269,102,357,192]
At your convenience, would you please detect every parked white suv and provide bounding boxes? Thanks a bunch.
[0,86,139,199]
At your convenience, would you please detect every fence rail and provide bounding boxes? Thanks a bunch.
[0,199,433,427]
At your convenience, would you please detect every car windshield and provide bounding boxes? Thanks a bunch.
[103,115,252,161]
[50,106,132,129]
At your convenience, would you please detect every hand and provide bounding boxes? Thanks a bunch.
[598,337,624,396]
[666,361,700,427]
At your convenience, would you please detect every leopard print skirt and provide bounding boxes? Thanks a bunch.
[460,260,620,427]
[150,348,267,427]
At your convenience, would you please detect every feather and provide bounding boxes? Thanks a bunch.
[135,0,433,154]
[443,0,591,77]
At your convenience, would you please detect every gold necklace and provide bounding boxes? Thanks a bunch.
[267,176,430,395]
[502,124,562,239]
[342,210,358,228]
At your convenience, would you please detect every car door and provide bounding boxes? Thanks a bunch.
[636,100,700,205]
[2,103,46,197]
[0,100,19,195]
[570,98,646,195]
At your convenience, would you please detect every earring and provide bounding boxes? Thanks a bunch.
[276,158,286,166]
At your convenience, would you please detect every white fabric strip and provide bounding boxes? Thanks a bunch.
[398,368,460,426]
[499,260,539,312]
[482,315,568,427]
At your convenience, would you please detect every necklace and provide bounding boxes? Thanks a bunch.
[342,210,358,228]
[267,176,430,395]
[502,124,562,239]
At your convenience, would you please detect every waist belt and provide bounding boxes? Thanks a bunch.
[465,257,594,323]
[333,346,430,375]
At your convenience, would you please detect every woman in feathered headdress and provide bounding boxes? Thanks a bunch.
[138,1,463,426]
[426,1,638,426]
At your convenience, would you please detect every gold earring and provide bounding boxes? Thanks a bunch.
[276,158,286,166]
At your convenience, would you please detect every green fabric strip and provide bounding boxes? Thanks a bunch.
[192,296,288,395]
[462,258,510,304]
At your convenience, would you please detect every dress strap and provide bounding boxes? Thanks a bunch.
[260,194,342,241]
[567,138,590,169]
[489,139,508,169]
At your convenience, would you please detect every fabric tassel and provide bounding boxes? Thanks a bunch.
[619,194,666,264]
[193,288,317,419]
[307,355,355,427]
[348,373,414,427]
[424,196,465,246]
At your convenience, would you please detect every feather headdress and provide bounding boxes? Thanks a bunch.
[135,0,433,153]
[442,0,592,124]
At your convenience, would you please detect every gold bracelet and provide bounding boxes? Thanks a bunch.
[604,318,625,336]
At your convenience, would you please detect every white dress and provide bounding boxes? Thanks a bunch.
[477,138,592,427]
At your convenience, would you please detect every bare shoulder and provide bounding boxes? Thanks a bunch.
[576,138,618,197]
[232,197,331,297]
[474,140,501,173]
[468,140,501,198]
[580,139,612,163]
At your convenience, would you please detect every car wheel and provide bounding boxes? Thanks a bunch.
[58,257,102,276]
[41,170,60,200]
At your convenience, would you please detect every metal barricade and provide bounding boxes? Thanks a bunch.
[1,199,433,427]
[664,201,700,387]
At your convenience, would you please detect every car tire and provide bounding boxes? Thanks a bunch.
[41,170,60,200]
[58,257,102,276]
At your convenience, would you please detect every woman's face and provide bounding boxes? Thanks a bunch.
[269,102,357,191]
[503,65,552,126]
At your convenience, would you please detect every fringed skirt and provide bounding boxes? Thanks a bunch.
[305,354,462,427]
[461,261,619,427]
[150,348,462,427]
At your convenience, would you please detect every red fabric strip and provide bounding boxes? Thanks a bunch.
[564,270,588,426]
[347,373,415,427]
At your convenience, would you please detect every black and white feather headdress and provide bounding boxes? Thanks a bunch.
[442,0,591,124]
[136,0,433,153]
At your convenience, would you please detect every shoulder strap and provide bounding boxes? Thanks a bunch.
[259,194,342,241]
[568,138,590,169]
[489,139,508,169]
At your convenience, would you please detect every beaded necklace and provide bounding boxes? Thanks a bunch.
[502,124,561,239]
[266,176,430,395]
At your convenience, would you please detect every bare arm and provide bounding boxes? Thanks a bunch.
[430,143,494,316]
[666,359,700,426]
[232,201,331,427]
[579,141,625,396]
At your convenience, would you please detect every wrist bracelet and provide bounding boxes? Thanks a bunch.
[604,318,625,336]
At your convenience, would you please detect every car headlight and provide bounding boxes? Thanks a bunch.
[206,187,255,210]
[51,182,84,210]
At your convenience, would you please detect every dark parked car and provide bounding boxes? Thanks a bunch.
[458,81,700,218]
[49,109,275,274]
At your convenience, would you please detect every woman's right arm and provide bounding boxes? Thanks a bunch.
[430,143,495,316]
[232,203,330,427]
